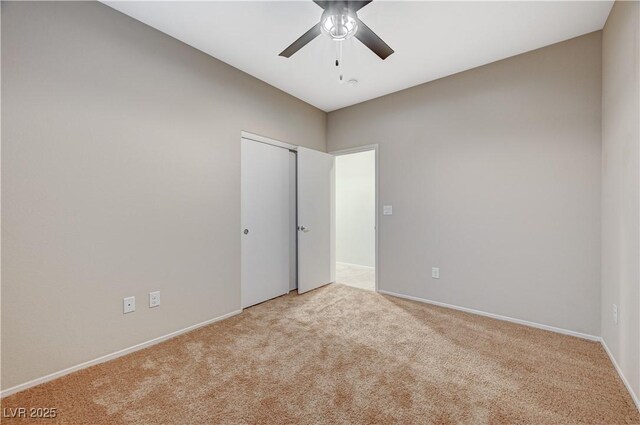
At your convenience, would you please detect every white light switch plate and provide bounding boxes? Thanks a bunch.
[149,291,161,308]
[432,267,440,279]
[383,205,393,215]
[123,296,135,314]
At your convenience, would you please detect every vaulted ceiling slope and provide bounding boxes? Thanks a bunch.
[104,1,613,112]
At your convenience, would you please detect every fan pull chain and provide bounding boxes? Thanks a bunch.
[337,41,344,82]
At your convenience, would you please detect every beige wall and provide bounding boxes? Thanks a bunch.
[2,0,633,398]
[328,32,603,336]
[0,1,326,390]
[601,0,640,402]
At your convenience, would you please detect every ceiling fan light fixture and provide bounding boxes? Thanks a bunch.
[320,7,358,41]
[279,0,393,60]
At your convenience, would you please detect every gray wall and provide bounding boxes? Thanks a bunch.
[601,0,640,402]
[1,1,326,389]
[328,32,603,336]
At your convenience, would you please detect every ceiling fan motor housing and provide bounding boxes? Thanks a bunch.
[320,5,359,41]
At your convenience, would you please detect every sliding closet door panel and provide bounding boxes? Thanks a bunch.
[297,147,335,294]
[241,139,290,308]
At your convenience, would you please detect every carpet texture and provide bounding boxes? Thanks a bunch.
[2,284,639,424]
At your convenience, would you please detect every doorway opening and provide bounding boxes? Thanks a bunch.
[333,147,377,291]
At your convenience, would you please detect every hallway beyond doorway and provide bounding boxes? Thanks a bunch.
[334,148,377,292]
[335,263,375,291]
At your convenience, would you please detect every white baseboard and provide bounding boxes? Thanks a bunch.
[600,338,640,412]
[0,309,242,398]
[376,289,600,341]
[379,289,640,413]
[5,294,638,415]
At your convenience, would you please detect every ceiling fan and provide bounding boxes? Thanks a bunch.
[279,0,394,60]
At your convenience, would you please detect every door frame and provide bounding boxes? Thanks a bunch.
[329,144,379,292]
[241,131,297,151]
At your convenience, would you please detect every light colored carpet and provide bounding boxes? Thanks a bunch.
[2,284,639,424]
[336,262,375,291]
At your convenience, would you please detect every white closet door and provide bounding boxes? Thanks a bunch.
[241,139,290,308]
[297,147,335,294]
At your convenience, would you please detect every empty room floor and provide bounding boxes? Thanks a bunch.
[335,263,375,291]
[1,284,638,424]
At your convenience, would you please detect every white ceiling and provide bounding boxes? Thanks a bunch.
[104,1,613,112]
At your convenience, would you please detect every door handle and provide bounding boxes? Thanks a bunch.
[243,229,249,235]
[298,226,310,233]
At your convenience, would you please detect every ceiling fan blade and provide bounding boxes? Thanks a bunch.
[279,23,322,58]
[348,1,372,11]
[354,19,394,60]
[313,1,329,9]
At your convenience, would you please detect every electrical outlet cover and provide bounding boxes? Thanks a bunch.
[149,291,161,308]
[123,296,135,314]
